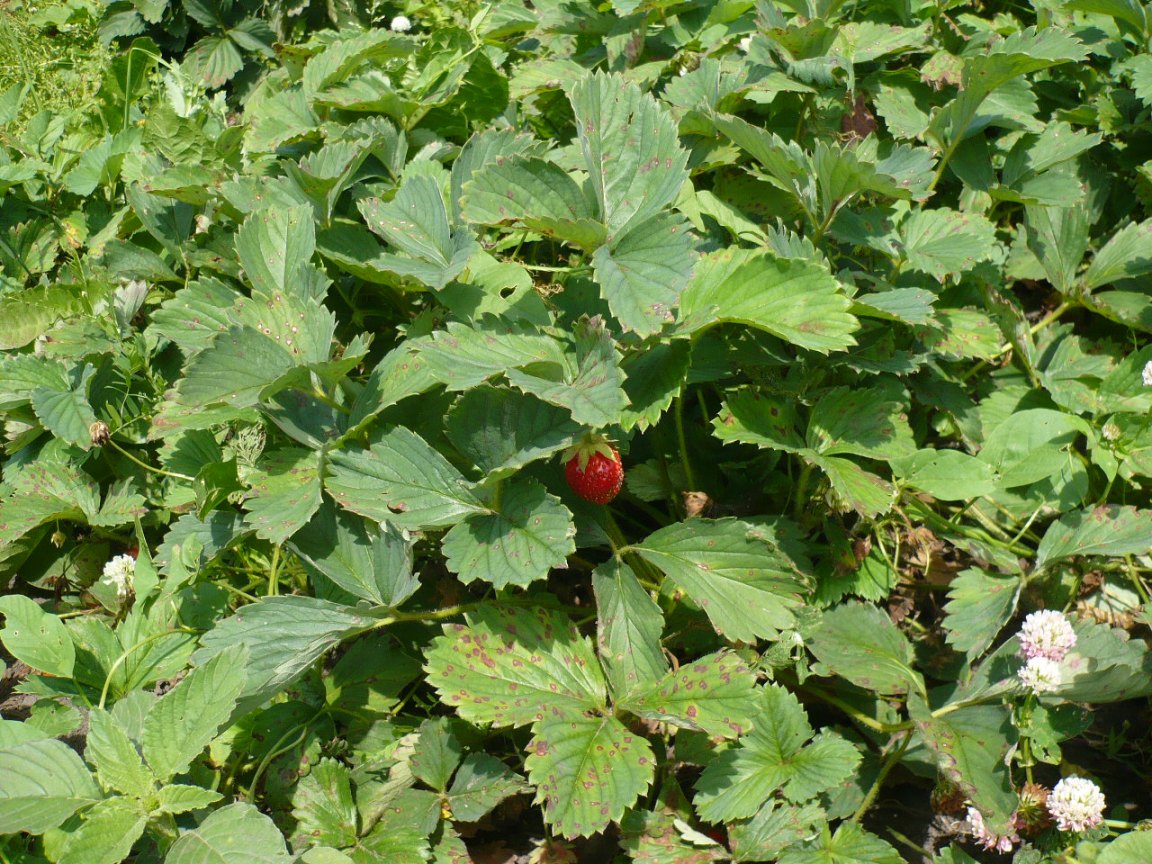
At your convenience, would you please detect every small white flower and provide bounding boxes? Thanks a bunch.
[101,554,136,601]
[1142,359,1152,388]
[1018,610,1077,661]
[390,14,412,31]
[1018,655,1062,694]
[1101,420,1121,442]
[1048,777,1105,832]
[965,806,1019,853]
[738,35,753,52]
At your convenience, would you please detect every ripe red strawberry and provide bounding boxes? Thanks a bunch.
[563,438,623,505]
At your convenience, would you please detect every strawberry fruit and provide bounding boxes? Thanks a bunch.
[563,438,623,505]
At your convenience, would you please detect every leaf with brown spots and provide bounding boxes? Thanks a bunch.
[424,605,606,727]
[525,712,655,839]
[619,650,758,739]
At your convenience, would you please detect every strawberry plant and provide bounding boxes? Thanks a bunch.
[2,0,1152,861]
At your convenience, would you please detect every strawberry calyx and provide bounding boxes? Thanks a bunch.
[561,434,618,473]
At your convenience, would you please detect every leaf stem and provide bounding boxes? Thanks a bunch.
[99,628,196,709]
[266,545,282,597]
[792,459,814,523]
[104,437,194,482]
[674,387,697,492]
[852,730,913,822]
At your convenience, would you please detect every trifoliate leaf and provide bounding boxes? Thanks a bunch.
[694,685,860,822]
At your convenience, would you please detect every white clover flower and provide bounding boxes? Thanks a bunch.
[1018,655,1062,694]
[1048,777,1105,832]
[101,554,136,601]
[390,14,412,31]
[1018,610,1077,662]
[1142,359,1152,388]
[1102,420,1121,442]
[965,806,1019,853]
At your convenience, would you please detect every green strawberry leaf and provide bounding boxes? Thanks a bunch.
[679,250,858,354]
[444,386,580,475]
[326,426,486,530]
[291,758,358,848]
[568,71,689,239]
[425,605,606,727]
[289,502,419,607]
[459,155,606,249]
[358,175,478,290]
[447,753,527,822]
[242,448,323,546]
[235,204,318,301]
[806,602,920,696]
[1035,505,1152,570]
[442,478,575,589]
[911,701,1017,835]
[694,684,860,821]
[942,568,1020,658]
[632,518,808,642]
[526,712,655,838]
[505,317,629,427]
[592,211,696,336]
[777,823,904,864]
[0,739,102,834]
[592,559,668,701]
[899,208,998,280]
[620,650,759,739]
